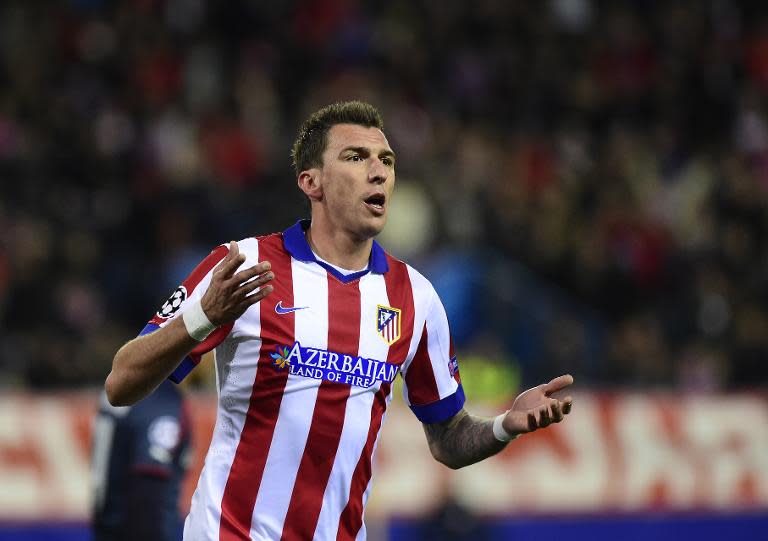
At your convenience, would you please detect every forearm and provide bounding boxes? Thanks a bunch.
[423,409,508,470]
[106,317,198,406]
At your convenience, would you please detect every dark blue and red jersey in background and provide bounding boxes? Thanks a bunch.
[91,380,192,541]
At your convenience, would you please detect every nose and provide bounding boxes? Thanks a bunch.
[369,159,388,184]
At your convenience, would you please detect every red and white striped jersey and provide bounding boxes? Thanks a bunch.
[141,220,464,541]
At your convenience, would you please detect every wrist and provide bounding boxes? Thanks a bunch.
[493,411,517,443]
[182,299,216,342]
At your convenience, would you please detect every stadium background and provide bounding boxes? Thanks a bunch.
[1,0,767,539]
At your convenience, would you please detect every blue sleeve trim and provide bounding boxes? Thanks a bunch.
[138,323,196,384]
[168,356,197,383]
[409,384,466,424]
[139,323,160,336]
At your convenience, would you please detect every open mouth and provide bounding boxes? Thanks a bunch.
[363,193,386,213]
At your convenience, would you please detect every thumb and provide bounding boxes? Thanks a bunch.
[544,374,574,395]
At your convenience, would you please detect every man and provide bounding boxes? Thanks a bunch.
[91,379,191,541]
[106,101,574,541]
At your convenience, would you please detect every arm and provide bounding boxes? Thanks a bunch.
[423,409,504,470]
[423,374,574,469]
[105,241,274,406]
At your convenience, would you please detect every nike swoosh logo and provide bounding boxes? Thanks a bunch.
[275,301,309,314]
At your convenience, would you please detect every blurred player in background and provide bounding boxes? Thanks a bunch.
[105,101,574,540]
[91,379,191,541]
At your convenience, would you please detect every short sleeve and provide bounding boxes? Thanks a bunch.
[401,288,465,424]
[139,244,232,383]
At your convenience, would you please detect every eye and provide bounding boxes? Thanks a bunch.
[346,154,362,162]
[382,157,394,167]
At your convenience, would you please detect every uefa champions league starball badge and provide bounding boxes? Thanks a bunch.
[157,286,187,319]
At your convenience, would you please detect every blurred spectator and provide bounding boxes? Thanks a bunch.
[1,0,768,390]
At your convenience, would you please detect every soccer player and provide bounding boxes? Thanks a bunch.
[91,379,191,541]
[106,101,574,541]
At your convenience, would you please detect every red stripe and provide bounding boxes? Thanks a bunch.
[280,276,360,541]
[219,234,294,541]
[188,321,234,362]
[337,256,415,540]
[336,382,390,541]
[404,323,441,405]
[150,245,229,325]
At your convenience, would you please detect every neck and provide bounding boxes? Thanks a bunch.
[306,219,373,271]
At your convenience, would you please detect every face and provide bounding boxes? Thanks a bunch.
[303,123,396,240]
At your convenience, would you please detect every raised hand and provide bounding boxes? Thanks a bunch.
[200,241,274,326]
[502,374,574,435]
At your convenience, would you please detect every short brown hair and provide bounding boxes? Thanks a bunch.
[291,101,384,175]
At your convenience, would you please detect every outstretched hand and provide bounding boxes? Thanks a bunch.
[502,374,574,436]
[201,241,274,326]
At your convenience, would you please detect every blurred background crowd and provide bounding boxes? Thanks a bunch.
[1,0,767,393]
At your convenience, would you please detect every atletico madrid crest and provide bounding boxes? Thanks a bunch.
[376,305,401,345]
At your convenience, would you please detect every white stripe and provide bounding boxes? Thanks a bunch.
[314,273,390,539]
[249,259,329,540]
[183,237,262,540]
[424,289,459,399]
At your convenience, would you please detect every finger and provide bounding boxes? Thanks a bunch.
[562,397,573,415]
[222,240,239,264]
[227,242,246,272]
[539,405,551,427]
[527,412,537,432]
[551,400,564,422]
[245,284,274,305]
[544,374,574,395]
[216,242,245,277]
[239,272,274,295]
[232,261,272,285]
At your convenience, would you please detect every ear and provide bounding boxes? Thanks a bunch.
[297,169,323,202]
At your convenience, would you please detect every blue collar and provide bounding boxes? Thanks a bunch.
[282,220,389,283]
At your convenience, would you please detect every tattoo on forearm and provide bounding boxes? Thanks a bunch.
[423,409,507,469]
